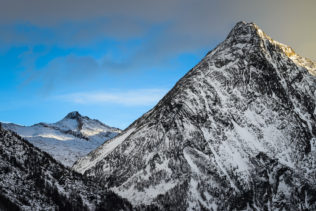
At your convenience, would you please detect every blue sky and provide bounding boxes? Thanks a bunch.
[1,0,315,129]
[0,21,213,128]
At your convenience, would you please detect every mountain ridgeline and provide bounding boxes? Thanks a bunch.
[73,22,316,210]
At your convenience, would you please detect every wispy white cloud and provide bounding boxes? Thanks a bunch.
[55,89,168,106]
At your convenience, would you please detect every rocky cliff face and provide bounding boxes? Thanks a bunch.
[2,111,120,166]
[0,124,131,210]
[73,22,316,210]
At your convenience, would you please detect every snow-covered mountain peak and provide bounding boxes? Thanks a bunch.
[55,111,120,134]
[226,21,285,48]
[56,111,88,132]
[73,22,316,210]
[226,21,260,38]
[64,111,82,119]
[2,112,121,166]
[224,21,316,76]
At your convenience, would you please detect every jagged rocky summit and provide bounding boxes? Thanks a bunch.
[0,124,132,210]
[2,111,120,166]
[73,22,316,210]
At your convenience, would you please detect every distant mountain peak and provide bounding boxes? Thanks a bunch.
[64,111,82,119]
[2,111,121,167]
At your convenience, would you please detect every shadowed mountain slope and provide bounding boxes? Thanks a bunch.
[0,124,131,210]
